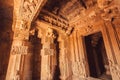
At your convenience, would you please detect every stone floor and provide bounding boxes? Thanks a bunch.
[73,74,112,80]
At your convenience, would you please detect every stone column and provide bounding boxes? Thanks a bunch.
[6,40,31,80]
[101,5,120,79]
[5,20,31,80]
[71,30,87,79]
[6,0,47,79]
[59,36,71,80]
[40,28,57,80]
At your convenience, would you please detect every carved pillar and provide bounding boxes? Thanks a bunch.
[71,30,87,79]
[6,0,47,79]
[6,40,31,80]
[40,28,57,80]
[78,36,89,78]
[100,4,120,79]
[105,20,120,80]
[58,35,71,80]
[5,20,31,80]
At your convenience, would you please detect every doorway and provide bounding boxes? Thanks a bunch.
[84,32,112,79]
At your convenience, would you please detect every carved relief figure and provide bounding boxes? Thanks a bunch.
[45,27,56,43]
[65,27,73,35]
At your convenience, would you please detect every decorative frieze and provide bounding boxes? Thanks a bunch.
[39,10,73,36]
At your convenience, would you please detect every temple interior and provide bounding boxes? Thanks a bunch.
[0,0,120,80]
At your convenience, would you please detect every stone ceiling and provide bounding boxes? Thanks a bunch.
[40,0,97,21]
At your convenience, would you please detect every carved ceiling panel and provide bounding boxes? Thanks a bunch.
[41,0,97,20]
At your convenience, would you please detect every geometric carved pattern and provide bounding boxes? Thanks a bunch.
[11,46,28,55]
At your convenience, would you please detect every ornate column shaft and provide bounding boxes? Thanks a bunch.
[58,35,71,80]
[6,0,47,79]
[71,31,87,79]
[5,20,31,80]
[59,40,68,80]
[106,20,120,80]
[40,28,57,80]
[6,40,31,80]
[100,3,120,79]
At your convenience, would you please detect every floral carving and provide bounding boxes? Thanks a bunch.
[22,0,39,19]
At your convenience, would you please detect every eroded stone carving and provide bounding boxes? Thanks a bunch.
[44,28,56,44]
[65,27,74,36]
[46,28,56,39]
[72,59,86,78]
[97,0,113,9]
[108,59,120,79]
[11,46,28,55]
[101,6,120,21]
[22,0,39,19]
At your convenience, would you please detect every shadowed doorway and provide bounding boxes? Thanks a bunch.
[84,32,112,80]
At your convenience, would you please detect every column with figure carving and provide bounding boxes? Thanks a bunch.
[41,28,57,80]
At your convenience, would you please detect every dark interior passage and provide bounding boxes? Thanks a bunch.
[85,32,112,79]
[53,33,60,80]
[29,30,42,80]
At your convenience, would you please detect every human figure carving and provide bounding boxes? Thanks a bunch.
[45,27,56,43]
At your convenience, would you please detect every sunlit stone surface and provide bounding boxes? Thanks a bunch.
[0,0,120,80]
